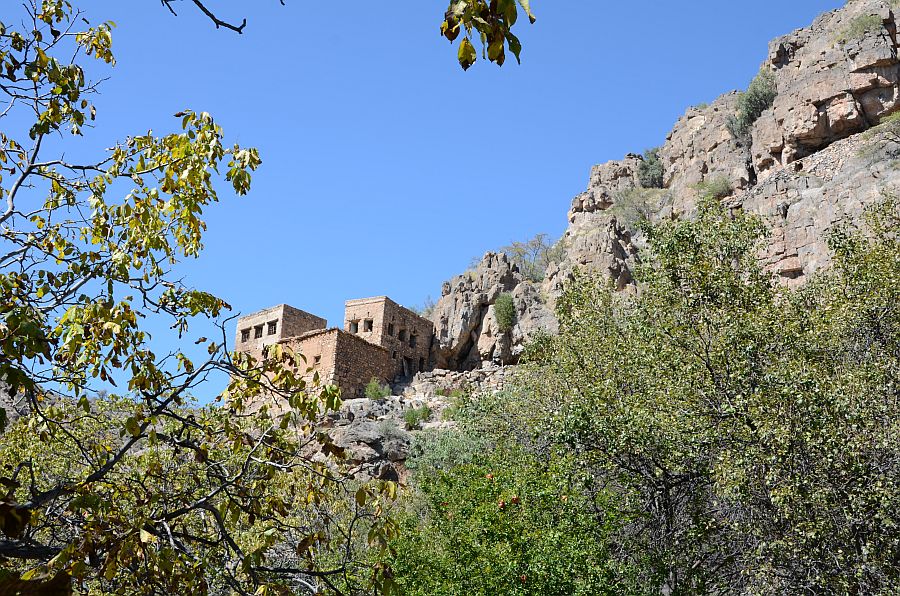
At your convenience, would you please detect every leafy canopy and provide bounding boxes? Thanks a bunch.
[0,2,397,593]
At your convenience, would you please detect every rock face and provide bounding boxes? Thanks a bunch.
[567,154,644,218]
[753,0,900,175]
[660,93,752,215]
[430,253,556,369]
[429,0,900,371]
[738,124,900,283]
[323,394,452,481]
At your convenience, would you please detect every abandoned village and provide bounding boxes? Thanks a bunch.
[235,297,435,398]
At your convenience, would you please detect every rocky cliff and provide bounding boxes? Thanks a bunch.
[429,0,900,368]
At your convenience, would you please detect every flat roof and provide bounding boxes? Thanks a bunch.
[237,304,326,324]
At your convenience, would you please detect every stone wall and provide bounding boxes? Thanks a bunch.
[279,328,394,400]
[398,366,513,398]
[331,330,394,399]
[344,296,434,378]
[287,328,340,385]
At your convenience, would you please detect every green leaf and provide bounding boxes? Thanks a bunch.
[458,37,477,70]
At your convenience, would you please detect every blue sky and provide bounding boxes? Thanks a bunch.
[24,1,844,392]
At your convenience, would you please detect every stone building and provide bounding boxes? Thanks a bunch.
[235,297,434,399]
[344,296,433,378]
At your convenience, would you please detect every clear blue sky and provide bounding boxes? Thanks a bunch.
[38,1,844,390]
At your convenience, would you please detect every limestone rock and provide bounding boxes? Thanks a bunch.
[430,252,555,368]
[658,93,751,215]
[736,124,900,284]
[753,0,900,176]
[567,153,644,222]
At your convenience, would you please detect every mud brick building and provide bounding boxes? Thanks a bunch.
[235,297,434,399]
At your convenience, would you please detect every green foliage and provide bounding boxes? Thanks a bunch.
[609,187,669,230]
[834,13,884,45]
[727,68,777,138]
[520,195,900,593]
[693,175,733,200]
[410,295,437,319]
[494,292,516,332]
[0,3,397,593]
[394,387,628,595]
[390,447,623,596]
[365,377,392,400]
[441,0,536,70]
[637,147,665,188]
[403,404,432,429]
[480,232,565,282]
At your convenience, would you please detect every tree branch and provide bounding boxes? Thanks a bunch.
[160,0,292,34]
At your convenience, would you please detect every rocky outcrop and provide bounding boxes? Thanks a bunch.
[429,0,900,373]
[544,215,638,298]
[753,0,900,176]
[737,122,900,283]
[429,253,556,369]
[322,394,453,481]
[567,154,644,219]
[659,93,752,215]
[397,366,512,399]
[321,367,513,480]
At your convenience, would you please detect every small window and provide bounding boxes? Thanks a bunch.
[240,329,250,343]
[409,334,417,348]
[254,325,263,339]
[363,319,373,333]
[314,355,321,364]
[349,321,359,334]
[267,321,277,336]
[387,323,395,336]
[398,329,406,341]
[392,351,398,360]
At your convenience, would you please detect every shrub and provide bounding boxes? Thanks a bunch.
[410,295,436,318]
[377,419,407,441]
[365,377,391,400]
[439,389,469,421]
[637,147,665,189]
[494,293,516,332]
[834,14,883,45]
[497,233,566,282]
[610,187,669,230]
[403,405,432,430]
[727,68,776,138]
[694,175,733,200]
[389,446,624,595]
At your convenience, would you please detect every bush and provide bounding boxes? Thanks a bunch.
[727,68,776,138]
[365,377,391,400]
[403,405,432,430]
[389,446,624,596]
[494,293,516,332]
[495,233,566,282]
[520,196,900,593]
[834,14,883,45]
[376,419,407,441]
[694,175,733,200]
[610,187,669,230]
[637,147,665,189]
